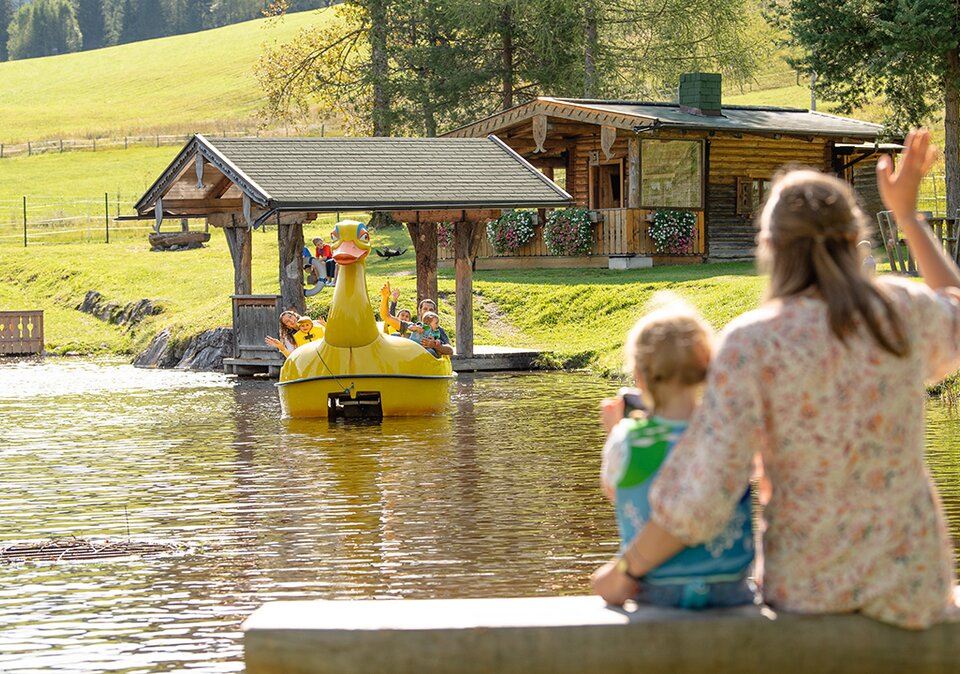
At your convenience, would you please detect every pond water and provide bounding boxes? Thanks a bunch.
[1,360,959,673]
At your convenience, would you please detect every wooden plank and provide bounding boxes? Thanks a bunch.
[391,209,500,224]
[0,310,43,355]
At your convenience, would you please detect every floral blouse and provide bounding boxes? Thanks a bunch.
[649,278,960,629]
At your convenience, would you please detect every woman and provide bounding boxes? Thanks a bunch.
[592,129,960,629]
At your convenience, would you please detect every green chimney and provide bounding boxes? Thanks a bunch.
[679,72,722,116]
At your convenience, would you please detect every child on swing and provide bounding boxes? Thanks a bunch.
[599,296,755,608]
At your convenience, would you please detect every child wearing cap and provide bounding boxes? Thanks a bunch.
[292,315,325,348]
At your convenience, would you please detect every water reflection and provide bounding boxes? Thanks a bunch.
[0,362,615,672]
[3,359,958,672]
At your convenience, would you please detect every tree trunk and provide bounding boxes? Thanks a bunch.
[223,225,252,295]
[945,48,960,216]
[408,220,438,309]
[583,1,598,98]
[454,221,475,357]
[278,222,306,315]
[500,5,514,110]
[369,0,391,136]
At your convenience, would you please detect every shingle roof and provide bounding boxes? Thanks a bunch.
[136,135,572,215]
[546,98,884,138]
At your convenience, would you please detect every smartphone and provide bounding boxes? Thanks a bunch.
[618,387,646,416]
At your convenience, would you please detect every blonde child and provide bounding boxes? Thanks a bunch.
[599,298,754,609]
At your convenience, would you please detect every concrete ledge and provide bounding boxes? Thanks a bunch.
[243,596,959,674]
[608,255,653,270]
[451,345,542,372]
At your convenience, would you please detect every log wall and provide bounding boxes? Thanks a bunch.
[705,134,831,259]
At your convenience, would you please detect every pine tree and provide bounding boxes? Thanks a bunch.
[120,0,164,43]
[0,0,13,61]
[7,0,82,59]
[75,0,106,50]
[776,0,960,213]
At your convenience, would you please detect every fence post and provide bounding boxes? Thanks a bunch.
[1,143,4,158]
[27,142,31,156]
[93,138,96,152]
[105,192,110,244]
[60,139,63,153]
[22,196,27,247]
[156,135,160,147]
[124,136,128,150]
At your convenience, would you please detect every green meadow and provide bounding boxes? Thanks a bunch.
[0,10,331,144]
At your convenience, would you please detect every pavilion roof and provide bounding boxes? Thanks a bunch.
[135,134,572,218]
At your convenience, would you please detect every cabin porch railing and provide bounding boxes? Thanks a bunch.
[0,310,44,355]
[437,208,704,260]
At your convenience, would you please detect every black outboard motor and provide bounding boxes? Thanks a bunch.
[327,391,383,421]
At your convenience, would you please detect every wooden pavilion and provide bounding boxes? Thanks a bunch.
[445,72,898,266]
[134,135,571,375]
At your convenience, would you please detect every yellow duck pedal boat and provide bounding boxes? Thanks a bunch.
[277,220,454,418]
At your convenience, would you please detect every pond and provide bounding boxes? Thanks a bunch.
[1,360,958,673]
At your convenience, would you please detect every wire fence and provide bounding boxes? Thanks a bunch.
[0,123,331,160]
[0,194,187,246]
[918,174,950,217]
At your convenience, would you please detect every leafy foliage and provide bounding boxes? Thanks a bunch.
[486,210,536,254]
[649,209,696,255]
[772,0,960,209]
[544,208,593,256]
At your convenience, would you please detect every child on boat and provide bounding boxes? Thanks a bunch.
[409,311,443,356]
[292,315,325,348]
[379,283,423,338]
[598,297,754,609]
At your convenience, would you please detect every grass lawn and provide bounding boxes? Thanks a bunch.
[0,9,332,144]
[0,221,767,372]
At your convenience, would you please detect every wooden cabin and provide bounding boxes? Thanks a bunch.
[445,73,897,267]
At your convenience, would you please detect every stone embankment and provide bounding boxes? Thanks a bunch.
[77,290,233,371]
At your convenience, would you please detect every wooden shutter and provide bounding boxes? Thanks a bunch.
[736,177,752,216]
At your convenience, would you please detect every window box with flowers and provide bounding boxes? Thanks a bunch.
[544,208,595,256]
[486,210,537,254]
[649,209,697,255]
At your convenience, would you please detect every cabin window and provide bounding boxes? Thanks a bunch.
[552,167,567,191]
[736,177,772,216]
[641,140,702,208]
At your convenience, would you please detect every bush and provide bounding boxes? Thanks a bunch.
[486,210,536,254]
[649,210,696,255]
[544,208,593,256]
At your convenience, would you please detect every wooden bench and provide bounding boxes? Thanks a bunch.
[242,596,959,674]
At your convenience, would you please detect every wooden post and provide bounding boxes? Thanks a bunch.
[278,222,306,314]
[22,196,27,247]
[409,218,438,308]
[225,224,253,295]
[627,137,641,209]
[104,192,110,244]
[454,220,482,357]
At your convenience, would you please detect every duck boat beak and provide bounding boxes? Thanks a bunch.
[333,240,368,265]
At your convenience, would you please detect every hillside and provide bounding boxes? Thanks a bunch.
[0,9,333,144]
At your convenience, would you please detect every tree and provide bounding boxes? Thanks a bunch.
[75,0,106,50]
[7,0,83,59]
[773,0,960,213]
[0,0,13,61]
[120,0,165,43]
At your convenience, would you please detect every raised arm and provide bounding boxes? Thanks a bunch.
[379,283,401,331]
[878,128,960,290]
